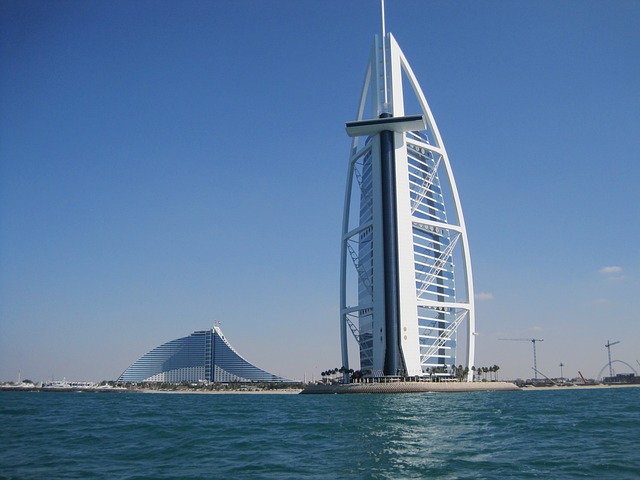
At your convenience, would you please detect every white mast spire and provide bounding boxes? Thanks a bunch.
[381,0,389,111]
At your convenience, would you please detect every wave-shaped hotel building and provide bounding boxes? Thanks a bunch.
[339,10,476,381]
[118,326,290,383]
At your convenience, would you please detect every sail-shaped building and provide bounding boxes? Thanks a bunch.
[340,20,475,381]
[118,326,291,383]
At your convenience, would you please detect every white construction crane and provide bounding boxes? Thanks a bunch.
[500,338,544,379]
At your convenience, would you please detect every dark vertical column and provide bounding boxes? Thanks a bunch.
[379,113,402,376]
[429,199,446,367]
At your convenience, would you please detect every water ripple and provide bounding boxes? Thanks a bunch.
[1,388,639,479]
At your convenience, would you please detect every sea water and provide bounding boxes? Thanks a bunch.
[1,387,639,479]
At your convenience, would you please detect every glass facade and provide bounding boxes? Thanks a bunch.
[406,131,458,372]
[118,327,290,383]
[358,146,374,372]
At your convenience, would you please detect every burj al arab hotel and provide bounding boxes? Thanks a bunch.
[340,10,476,381]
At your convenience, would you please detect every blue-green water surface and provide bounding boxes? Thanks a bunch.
[1,387,639,479]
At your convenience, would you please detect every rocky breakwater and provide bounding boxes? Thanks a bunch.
[301,381,520,394]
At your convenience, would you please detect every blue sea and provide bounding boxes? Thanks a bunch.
[1,387,639,479]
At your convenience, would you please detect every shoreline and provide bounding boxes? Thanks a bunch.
[0,386,304,395]
[2,383,639,395]
[137,388,304,395]
[138,383,640,394]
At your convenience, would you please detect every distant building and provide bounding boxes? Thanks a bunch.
[118,326,290,383]
[602,373,640,385]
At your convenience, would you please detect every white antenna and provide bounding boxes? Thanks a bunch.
[381,0,388,110]
[381,0,386,38]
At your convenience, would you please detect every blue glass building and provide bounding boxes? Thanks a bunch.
[118,327,290,383]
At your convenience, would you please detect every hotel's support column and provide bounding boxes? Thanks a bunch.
[379,114,401,376]
[346,114,425,378]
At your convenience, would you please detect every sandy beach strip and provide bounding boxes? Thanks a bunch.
[137,388,304,395]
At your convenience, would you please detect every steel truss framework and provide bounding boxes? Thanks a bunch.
[340,32,476,380]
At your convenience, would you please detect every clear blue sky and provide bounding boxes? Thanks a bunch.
[1,0,639,383]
